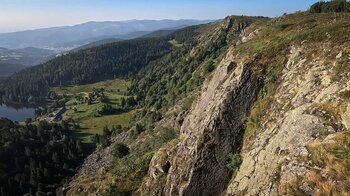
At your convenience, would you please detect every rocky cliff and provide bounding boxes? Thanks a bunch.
[227,44,350,195]
[141,13,350,195]
[63,12,350,196]
[140,47,262,195]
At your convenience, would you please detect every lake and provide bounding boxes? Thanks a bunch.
[0,104,36,121]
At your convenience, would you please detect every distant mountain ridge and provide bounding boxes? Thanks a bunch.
[0,20,212,77]
[72,29,179,52]
[0,47,55,66]
[0,47,56,77]
[0,19,212,50]
[142,29,177,38]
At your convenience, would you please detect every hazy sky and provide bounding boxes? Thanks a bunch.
[0,0,318,33]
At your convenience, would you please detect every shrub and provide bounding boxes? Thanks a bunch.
[113,143,130,159]
[98,104,115,115]
[204,61,216,73]
[100,94,109,103]
[226,153,242,171]
[129,123,145,139]
[101,184,119,196]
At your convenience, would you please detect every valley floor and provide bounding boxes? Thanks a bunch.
[47,79,135,143]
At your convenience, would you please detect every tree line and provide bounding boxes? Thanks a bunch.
[310,0,350,13]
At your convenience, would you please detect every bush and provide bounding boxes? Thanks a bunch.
[226,153,242,171]
[100,94,109,103]
[129,123,145,139]
[111,125,123,134]
[98,104,115,115]
[204,61,215,73]
[101,184,119,196]
[113,143,130,159]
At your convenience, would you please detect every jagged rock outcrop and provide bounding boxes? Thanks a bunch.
[226,44,350,195]
[140,46,262,195]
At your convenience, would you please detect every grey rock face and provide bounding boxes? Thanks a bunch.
[227,44,350,195]
[143,43,350,195]
[141,47,262,195]
[168,58,260,196]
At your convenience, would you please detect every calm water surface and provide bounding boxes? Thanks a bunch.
[0,104,36,121]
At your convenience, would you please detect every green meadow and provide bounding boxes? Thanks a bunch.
[51,79,136,143]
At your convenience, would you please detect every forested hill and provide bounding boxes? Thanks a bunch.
[0,38,173,103]
[309,0,350,13]
[0,118,90,195]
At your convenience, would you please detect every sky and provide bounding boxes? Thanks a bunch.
[0,0,318,33]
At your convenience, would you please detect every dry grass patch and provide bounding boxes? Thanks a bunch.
[306,132,350,195]
[308,102,347,133]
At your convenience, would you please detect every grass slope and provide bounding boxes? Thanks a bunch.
[52,79,135,143]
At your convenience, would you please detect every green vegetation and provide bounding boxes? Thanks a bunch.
[204,60,216,73]
[52,79,130,96]
[169,39,183,47]
[0,38,172,103]
[69,108,136,143]
[130,16,262,127]
[47,17,266,194]
[101,184,120,196]
[309,0,350,13]
[237,11,350,57]
[0,118,90,195]
[4,11,350,195]
[50,79,136,143]
[112,143,130,159]
[226,153,242,172]
[110,127,177,194]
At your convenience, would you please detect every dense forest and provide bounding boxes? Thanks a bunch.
[0,38,172,103]
[0,118,90,195]
[309,0,350,13]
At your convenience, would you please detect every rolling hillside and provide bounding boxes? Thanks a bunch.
[0,38,173,103]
